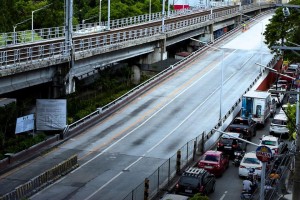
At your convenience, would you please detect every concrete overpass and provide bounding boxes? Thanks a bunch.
[0,3,275,97]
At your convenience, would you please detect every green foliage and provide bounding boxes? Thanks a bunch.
[286,103,297,139]
[263,0,300,63]
[189,193,210,200]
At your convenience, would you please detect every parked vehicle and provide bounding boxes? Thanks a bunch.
[239,151,262,178]
[217,132,247,158]
[269,113,289,139]
[259,135,285,155]
[241,90,272,125]
[227,117,257,140]
[198,150,229,177]
[175,167,216,196]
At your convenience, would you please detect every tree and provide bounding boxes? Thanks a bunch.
[263,0,300,63]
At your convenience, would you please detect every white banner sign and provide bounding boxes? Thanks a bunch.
[15,114,35,134]
[36,99,67,131]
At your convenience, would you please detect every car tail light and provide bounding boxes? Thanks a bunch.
[175,183,179,189]
[232,144,237,148]
[218,142,223,147]
[239,165,246,168]
[199,185,204,193]
[198,162,204,168]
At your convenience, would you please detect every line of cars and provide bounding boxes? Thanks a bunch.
[173,114,287,198]
[173,116,261,198]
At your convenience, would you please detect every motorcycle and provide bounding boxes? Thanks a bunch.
[240,190,254,200]
[232,150,245,167]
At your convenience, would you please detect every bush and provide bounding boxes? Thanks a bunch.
[190,193,210,200]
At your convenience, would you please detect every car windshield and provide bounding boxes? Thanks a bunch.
[232,119,248,125]
[179,176,200,187]
[204,155,219,162]
[272,119,287,125]
[220,138,234,145]
[243,157,260,165]
[262,140,277,146]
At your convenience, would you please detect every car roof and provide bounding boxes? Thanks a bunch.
[205,150,222,155]
[221,132,241,138]
[273,113,287,120]
[160,194,189,200]
[243,151,256,157]
[261,135,278,141]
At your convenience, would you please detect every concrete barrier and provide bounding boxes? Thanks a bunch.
[0,134,60,174]
[0,154,78,200]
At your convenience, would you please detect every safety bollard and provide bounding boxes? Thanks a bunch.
[176,150,181,175]
[144,178,149,200]
[193,141,197,161]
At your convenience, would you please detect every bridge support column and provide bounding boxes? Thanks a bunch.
[65,75,76,95]
[137,40,168,65]
[131,65,141,85]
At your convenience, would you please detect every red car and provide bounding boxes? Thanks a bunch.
[198,150,229,177]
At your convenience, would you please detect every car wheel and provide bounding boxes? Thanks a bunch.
[211,182,216,193]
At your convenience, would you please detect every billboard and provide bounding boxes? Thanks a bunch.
[15,114,35,134]
[36,99,67,131]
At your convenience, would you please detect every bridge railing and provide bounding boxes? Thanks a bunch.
[0,3,271,47]
[0,9,189,47]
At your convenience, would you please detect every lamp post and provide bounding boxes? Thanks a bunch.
[31,4,52,42]
[162,0,165,32]
[190,38,224,121]
[107,0,110,30]
[149,0,152,21]
[13,18,31,44]
[99,0,102,25]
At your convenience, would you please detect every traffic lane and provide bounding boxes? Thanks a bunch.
[31,153,166,200]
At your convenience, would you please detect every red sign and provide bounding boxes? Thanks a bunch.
[256,146,272,162]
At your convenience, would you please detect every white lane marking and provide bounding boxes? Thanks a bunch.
[220,191,228,200]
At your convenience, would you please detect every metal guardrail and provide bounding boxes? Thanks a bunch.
[0,3,241,47]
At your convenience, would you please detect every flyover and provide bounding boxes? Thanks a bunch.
[0,3,274,96]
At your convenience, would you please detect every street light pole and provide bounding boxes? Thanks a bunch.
[162,0,165,32]
[149,0,151,21]
[190,38,224,121]
[13,18,31,44]
[31,4,52,42]
[99,0,102,25]
[108,0,110,30]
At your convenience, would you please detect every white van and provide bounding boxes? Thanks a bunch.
[269,113,289,138]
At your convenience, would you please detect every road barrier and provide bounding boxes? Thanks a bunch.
[0,154,78,200]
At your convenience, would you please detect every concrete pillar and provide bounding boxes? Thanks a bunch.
[65,75,76,94]
[137,40,168,65]
[131,65,141,85]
